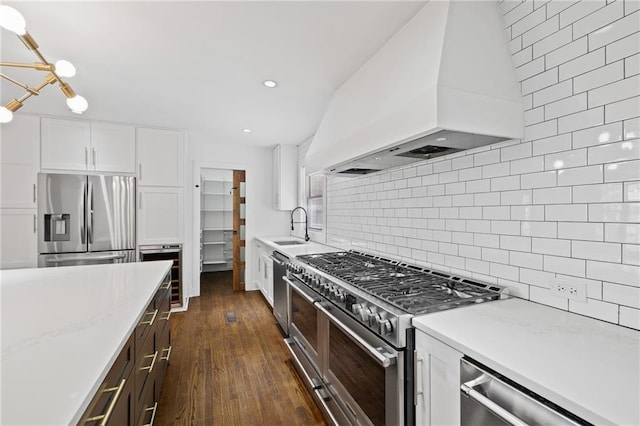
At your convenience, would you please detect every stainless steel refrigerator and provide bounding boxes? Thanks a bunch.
[37,173,136,267]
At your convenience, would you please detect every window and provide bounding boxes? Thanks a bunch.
[307,174,325,230]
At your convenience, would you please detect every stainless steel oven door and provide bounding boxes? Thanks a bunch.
[318,301,404,426]
[286,276,322,373]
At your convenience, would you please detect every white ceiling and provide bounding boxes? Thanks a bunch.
[1,1,426,147]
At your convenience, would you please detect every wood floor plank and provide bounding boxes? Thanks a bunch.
[155,271,326,426]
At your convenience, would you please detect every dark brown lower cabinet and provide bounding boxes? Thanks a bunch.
[81,273,172,426]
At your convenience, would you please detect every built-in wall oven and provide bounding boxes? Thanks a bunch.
[284,251,505,426]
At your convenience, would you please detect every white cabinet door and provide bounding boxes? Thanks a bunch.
[415,330,463,426]
[273,144,297,210]
[0,209,37,269]
[1,114,40,209]
[261,252,274,305]
[137,128,183,187]
[90,122,136,173]
[137,187,183,245]
[41,118,91,171]
[254,240,265,293]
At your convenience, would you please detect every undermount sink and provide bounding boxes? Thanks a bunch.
[274,240,307,246]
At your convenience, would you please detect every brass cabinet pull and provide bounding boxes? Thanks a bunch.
[161,310,171,321]
[160,281,171,291]
[140,309,158,326]
[33,183,37,203]
[140,351,158,374]
[160,346,172,362]
[84,378,126,425]
[142,402,158,426]
[92,147,96,166]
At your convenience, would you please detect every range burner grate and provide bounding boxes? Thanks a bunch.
[297,251,503,314]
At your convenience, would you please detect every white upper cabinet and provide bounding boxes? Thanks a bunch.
[1,114,40,209]
[137,128,183,187]
[41,117,135,173]
[273,144,297,210]
[137,187,183,245]
[90,122,136,173]
[0,209,38,269]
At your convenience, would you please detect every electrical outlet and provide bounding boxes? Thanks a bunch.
[549,277,587,302]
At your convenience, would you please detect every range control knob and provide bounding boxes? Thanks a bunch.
[351,303,364,315]
[359,306,375,323]
[378,318,393,335]
[311,277,320,288]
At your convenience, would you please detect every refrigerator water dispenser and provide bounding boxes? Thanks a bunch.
[44,214,70,242]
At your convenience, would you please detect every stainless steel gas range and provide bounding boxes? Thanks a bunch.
[283,250,505,426]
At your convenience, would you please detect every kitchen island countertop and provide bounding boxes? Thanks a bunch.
[413,297,640,426]
[255,235,341,257]
[0,261,172,425]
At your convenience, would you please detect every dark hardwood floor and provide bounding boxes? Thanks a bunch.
[155,271,326,425]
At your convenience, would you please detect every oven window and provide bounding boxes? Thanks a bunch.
[328,322,385,425]
[291,289,317,352]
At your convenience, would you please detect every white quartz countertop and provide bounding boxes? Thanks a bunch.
[0,261,172,425]
[413,298,640,426]
[255,235,341,257]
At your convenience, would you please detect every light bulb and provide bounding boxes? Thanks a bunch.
[263,80,277,88]
[0,106,14,123]
[55,60,76,78]
[66,95,88,114]
[0,5,27,35]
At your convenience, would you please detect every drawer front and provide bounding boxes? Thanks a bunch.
[136,375,158,426]
[134,328,157,415]
[156,326,172,401]
[81,334,135,425]
[134,300,158,352]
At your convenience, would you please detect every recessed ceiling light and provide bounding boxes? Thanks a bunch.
[263,80,277,88]
[243,129,251,133]
[436,137,447,142]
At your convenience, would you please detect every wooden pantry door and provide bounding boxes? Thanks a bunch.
[232,170,246,291]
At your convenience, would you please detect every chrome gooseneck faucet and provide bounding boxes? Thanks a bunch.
[290,206,310,242]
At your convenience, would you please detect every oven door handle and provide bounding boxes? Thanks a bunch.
[316,302,397,368]
[284,276,318,304]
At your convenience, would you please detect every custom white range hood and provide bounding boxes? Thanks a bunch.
[306,0,523,176]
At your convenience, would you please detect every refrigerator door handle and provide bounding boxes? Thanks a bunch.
[88,181,94,244]
[45,253,127,264]
[81,180,87,244]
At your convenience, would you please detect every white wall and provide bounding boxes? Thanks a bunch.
[325,0,640,330]
[185,130,292,297]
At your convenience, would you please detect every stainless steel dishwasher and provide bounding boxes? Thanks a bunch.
[270,250,289,335]
[460,357,590,426]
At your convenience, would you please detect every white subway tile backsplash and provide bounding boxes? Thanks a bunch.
[559,0,606,28]
[514,46,535,69]
[625,181,640,201]
[546,203,588,221]
[522,221,557,238]
[433,160,452,174]
[625,117,640,139]
[502,189,535,205]
[474,192,501,206]
[511,156,545,175]
[589,9,640,50]
[558,48,605,81]
[525,107,546,126]
[557,164,603,186]
[504,0,535,27]
[587,260,640,286]
[492,175,521,191]
[623,244,640,265]
[501,235,532,252]
[605,96,640,123]
[558,107,605,134]
[589,77,640,108]
[511,251,544,269]
[558,222,605,240]
[498,278,531,298]
[530,285,570,309]
[604,281,640,308]
[439,170,459,184]
[625,53,640,77]
[475,233,501,248]
[491,262,520,280]
[532,80,573,106]
[512,205,546,220]
[474,149,501,166]
[544,254,586,276]
[606,223,640,243]
[573,240,622,262]
[605,32,640,63]
[521,170,557,188]
[620,306,640,329]
[573,121,623,148]
[482,247,510,264]
[501,142,532,161]
[573,1,623,39]
[573,182,623,202]
[545,148,587,170]
[451,155,474,171]
[491,220,521,235]
[569,298,620,324]
[523,13,559,46]
[514,5,547,37]
[547,0,580,18]
[545,93,588,119]
[532,133,572,155]
[523,69,559,95]
[483,206,511,220]
[533,26,572,58]
[532,237,572,256]
[589,202,640,222]
[459,166,483,182]
[546,37,589,68]
[466,258,491,275]
[588,138,640,164]
[574,61,624,93]
[626,0,640,15]
[533,186,572,204]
